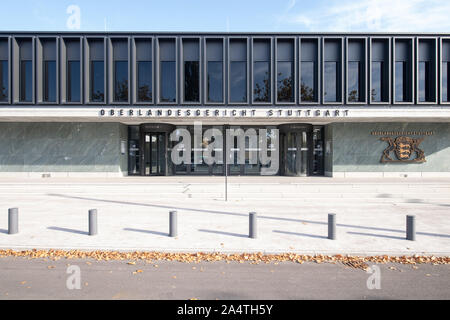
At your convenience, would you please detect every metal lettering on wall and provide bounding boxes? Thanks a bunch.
[379,136,426,163]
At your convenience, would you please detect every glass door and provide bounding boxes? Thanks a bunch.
[143,132,166,176]
[284,131,309,176]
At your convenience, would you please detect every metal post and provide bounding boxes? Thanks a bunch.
[169,210,178,237]
[8,208,18,235]
[225,137,228,202]
[406,215,416,241]
[249,212,257,239]
[88,209,97,236]
[328,213,336,240]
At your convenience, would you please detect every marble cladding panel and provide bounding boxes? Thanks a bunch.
[332,122,450,172]
[0,123,124,172]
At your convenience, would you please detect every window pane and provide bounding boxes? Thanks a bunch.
[301,61,315,102]
[371,61,382,102]
[419,61,430,102]
[230,61,247,102]
[137,61,152,102]
[91,61,104,102]
[67,61,80,102]
[348,61,360,102]
[184,61,199,102]
[114,61,128,102]
[253,61,270,102]
[20,60,32,102]
[443,62,448,102]
[160,61,176,102]
[44,60,56,102]
[277,61,293,102]
[0,60,8,102]
[324,61,338,102]
[395,61,404,102]
[207,61,222,102]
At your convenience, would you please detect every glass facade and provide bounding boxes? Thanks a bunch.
[230,61,247,103]
[67,61,80,102]
[114,61,128,102]
[0,60,7,102]
[419,61,431,102]
[253,61,270,102]
[137,61,152,102]
[301,61,315,102]
[20,60,32,102]
[324,62,338,102]
[160,61,176,102]
[90,61,104,102]
[207,61,223,102]
[184,61,199,102]
[371,61,383,102]
[0,33,448,105]
[43,61,56,102]
[277,61,293,102]
[444,61,449,102]
[347,61,360,102]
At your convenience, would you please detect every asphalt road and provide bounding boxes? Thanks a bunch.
[0,257,448,300]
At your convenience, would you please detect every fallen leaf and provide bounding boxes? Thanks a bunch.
[127,261,136,265]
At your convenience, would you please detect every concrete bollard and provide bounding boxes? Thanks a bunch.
[249,212,257,239]
[8,208,19,235]
[328,213,336,240]
[406,215,416,241]
[88,209,98,236]
[169,210,177,237]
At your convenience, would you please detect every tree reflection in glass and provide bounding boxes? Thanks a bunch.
[137,61,152,102]
[277,61,293,102]
[301,61,315,102]
[114,61,128,102]
[253,61,270,102]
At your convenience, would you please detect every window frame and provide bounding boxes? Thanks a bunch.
[85,36,107,105]
[108,37,130,105]
[61,36,83,105]
[274,36,296,105]
[37,36,59,104]
[440,37,450,105]
[157,37,178,105]
[181,37,201,105]
[322,37,344,105]
[393,37,414,105]
[416,37,438,105]
[251,37,273,105]
[132,36,154,105]
[345,37,367,105]
[369,37,391,105]
[203,37,225,105]
[228,36,250,105]
[299,37,320,105]
[0,36,11,105]
[13,36,35,105]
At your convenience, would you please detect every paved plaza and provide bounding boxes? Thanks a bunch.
[0,177,449,255]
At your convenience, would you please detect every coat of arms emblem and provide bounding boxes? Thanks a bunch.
[380,136,426,163]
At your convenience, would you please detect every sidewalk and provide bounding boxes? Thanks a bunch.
[0,177,449,255]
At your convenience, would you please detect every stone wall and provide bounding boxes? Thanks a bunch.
[330,122,450,177]
[0,122,127,177]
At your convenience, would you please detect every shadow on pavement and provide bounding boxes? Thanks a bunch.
[198,229,248,238]
[272,230,328,239]
[46,193,450,239]
[47,226,89,235]
[123,228,167,237]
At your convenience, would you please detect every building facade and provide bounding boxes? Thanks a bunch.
[0,32,449,178]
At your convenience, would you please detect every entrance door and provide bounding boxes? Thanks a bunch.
[284,131,309,176]
[143,132,166,176]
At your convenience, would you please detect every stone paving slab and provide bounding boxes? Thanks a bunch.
[0,177,448,256]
